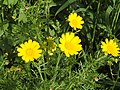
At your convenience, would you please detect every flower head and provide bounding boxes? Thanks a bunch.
[59,32,82,57]
[17,39,42,62]
[43,36,56,56]
[68,13,84,30]
[9,66,22,72]
[101,38,120,56]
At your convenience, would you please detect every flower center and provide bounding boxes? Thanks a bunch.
[72,19,78,26]
[65,42,74,50]
[26,48,33,56]
[107,44,114,53]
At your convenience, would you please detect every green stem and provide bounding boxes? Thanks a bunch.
[36,29,42,41]
[92,0,101,42]
[38,66,44,81]
[24,63,31,77]
[85,0,96,11]
[112,4,120,34]
[112,62,120,90]
[45,0,50,36]
[0,56,4,70]
[33,62,44,81]
[45,0,50,62]
[69,65,72,79]
[41,55,47,81]
[109,65,114,80]
[52,53,61,83]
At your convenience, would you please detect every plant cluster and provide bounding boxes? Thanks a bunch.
[1,0,120,90]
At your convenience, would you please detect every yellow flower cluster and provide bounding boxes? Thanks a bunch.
[57,12,84,57]
[17,12,120,63]
[17,12,84,61]
[17,38,57,63]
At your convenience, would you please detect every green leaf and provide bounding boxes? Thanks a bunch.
[49,0,56,8]
[105,5,113,25]
[0,23,9,37]
[76,8,86,12]
[3,0,8,5]
[55,0,76,16]
[0,30,4,37]
[18,9,27,23]
[49,29,55,36]
[112,0,116,5]
[3,0,18,5]
[3,23,9,31]
[97,24,106,30]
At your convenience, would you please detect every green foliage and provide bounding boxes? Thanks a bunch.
[1,0,120,90]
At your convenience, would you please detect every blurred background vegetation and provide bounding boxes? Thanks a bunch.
[0,0,120,90]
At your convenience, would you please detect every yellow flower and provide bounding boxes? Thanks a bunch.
[59,32,82,57]
[68,13,84,30]
[101,38,120,56]
[17,39,42,62]
[9,66,22,72]
[44,36,56,56]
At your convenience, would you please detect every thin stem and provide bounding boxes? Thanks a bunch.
[33,62,44,81]
[109,65,114,80]
[85,0,96,11]
[112,4,120,34]
[111,6,117,31]
[42,55,47,81]
[92,0,101,42]
[52,53,61,83]
[24,63,31,78]
[38,66,44,81]
[112,62,120,90]
[45,0,50,62]
[0,56,4,70]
